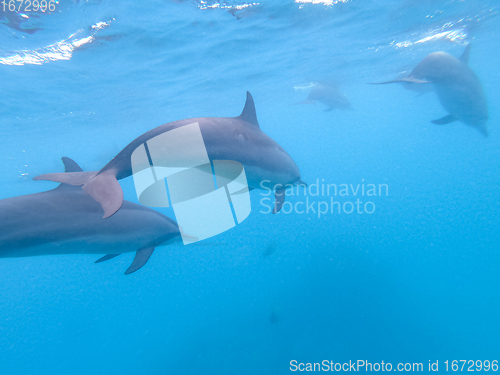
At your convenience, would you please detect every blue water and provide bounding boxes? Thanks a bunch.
[1,0,499,374]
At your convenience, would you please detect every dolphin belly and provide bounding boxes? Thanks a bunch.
[0,235,141,258]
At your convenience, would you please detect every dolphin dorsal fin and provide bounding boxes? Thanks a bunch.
[460,44,471,65]
[62,157,83,172]
[54,157,85,190]
[238,91,260,128]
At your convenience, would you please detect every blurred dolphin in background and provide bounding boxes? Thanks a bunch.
[294,81,352,112]
[371,44,489,137]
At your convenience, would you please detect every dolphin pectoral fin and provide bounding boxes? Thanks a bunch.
[431,114,457,125]
[33,171,97,185]
[272,188,286,214]
[124,247,155,275]
[95,254,121,263]
[82,170,124,219]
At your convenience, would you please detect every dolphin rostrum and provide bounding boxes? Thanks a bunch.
[35,92,303,217]
[2,157,189,275]
[371,44,489,137]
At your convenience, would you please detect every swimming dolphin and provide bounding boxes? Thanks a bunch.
[262,241,278,259]
[34,92,302,217]
[0,11,42,34]
[295,82,352,111]
[371,44,489,137]
[2,157,188,275]
[270,305,281,324]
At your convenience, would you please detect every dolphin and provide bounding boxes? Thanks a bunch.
[295,82,352,111]
[1,157,189,275]
[270,305,281,324]
[0,11,42,34]
[370,44,489,137]
[262,241,278,259]
[34,92,303,217]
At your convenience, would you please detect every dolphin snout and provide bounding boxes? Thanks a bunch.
[476,125,488,137]
[296,179,308,187]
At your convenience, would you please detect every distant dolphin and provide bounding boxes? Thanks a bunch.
[2,157,188,275]
[262,242,278,259]
[295,82,352,111]
[371,44,489,137]
[35,92,303,216]
[0,11,42,34]
[270,305,280,324]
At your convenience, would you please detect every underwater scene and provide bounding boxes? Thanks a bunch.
[0,0,499,374]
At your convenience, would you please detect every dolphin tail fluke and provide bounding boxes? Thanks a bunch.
[34,169,124,218]
[272,188,286,214]
[82,170,124,218]
[125,247,155,275]
[95,254,121,263]
[51,157,89,191]
[431,114,457,125]
[34,171,97,186]
[293,100,315,106]
[369,78,433,85]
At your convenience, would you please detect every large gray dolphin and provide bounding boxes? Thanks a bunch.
[35,92,302,217]
[2,157,187,275]
[371,44,489,137]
